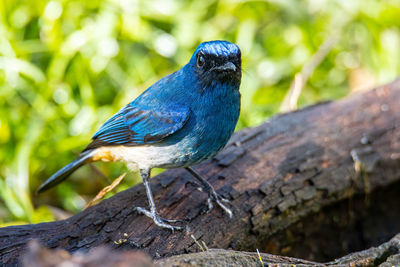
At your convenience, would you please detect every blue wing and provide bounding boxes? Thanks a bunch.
[84,103,190,150]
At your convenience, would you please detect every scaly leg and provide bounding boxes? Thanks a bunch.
[185,167,232,218]
[134,169,182,231]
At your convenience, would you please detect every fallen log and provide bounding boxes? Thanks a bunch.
[1,79,400,266]
[19,233,400,266]
[157,233,400,266]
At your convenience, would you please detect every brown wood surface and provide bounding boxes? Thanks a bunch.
[1,79,400,266]
[19,233,400,266]
[156,233,400,267]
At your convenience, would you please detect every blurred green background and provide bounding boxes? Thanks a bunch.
[0,0,399,226]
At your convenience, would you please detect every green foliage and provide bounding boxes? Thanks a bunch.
[0,0,399,224]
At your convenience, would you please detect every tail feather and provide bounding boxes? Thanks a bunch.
[37,150,94,194]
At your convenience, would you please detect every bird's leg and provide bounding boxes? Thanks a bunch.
[133,169,183,231]
[185,167,232,218]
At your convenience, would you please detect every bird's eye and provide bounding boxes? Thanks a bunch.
[197,53,205,68]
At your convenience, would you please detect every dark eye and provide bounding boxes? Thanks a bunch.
[197,53,205,67]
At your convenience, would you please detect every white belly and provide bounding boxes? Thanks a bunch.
[91,142,191,171]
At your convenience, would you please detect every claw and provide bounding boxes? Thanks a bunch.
[207,191,233,218]
[214,197,233,218]
[185,167,233,218]
[134,207,183,231]
[159,217,183,223]
[207,198,214,211]
[220,196,230,203]
[136,169,184,231]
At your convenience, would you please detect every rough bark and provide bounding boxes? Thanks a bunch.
[19,233,400,266]
[156,233,400,266]
[1,79,400,266]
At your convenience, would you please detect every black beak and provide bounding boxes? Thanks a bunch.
[212,61,237,72]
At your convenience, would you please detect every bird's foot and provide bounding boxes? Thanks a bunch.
[133,207,183,231]
[185,167,233,218]
[206,190,233,218]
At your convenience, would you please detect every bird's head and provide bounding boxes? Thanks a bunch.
[189,40,241,87]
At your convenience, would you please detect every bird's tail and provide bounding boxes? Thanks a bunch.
[37,150,94,194]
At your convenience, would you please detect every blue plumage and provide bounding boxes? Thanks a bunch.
[87,103,190,148]
[38,40,242,230]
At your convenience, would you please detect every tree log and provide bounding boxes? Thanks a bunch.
[19,233,400,266]
[157,233,400,266]
[1,79,400,266]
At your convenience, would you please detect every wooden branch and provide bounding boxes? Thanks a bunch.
[1,79,400,266]
[157,233,400,266]
[20,233,400,266]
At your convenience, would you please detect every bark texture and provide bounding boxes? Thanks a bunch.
[156,233,400,267]
[1,79,400,266]
[19,233,400,266]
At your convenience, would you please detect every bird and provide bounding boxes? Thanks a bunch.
[37,40,242,230]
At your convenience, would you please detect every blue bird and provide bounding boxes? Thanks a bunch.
[38,40,242,230]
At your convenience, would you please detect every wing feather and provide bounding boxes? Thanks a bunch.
[84,104,190,151]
